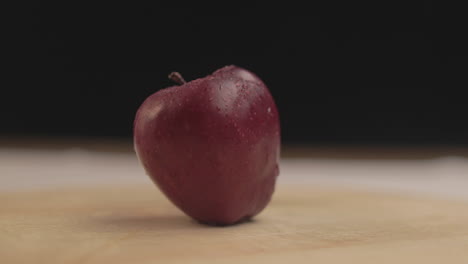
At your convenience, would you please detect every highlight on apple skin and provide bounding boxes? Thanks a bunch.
[134,65,280,226]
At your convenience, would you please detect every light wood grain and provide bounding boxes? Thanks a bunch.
[1,185,468,263]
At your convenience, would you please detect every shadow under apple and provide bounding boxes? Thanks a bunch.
[88,212,257,234]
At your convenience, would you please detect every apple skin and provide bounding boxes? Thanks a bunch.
[133,65,280,225]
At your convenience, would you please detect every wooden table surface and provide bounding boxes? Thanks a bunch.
[1,144,468,263]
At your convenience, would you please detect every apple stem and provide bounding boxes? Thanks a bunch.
[168,72,186,85]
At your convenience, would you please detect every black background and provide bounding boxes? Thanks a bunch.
[4,2,468,145]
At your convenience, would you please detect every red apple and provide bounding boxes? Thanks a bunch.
[133,65,280,225]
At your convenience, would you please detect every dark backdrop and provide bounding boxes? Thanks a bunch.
[4,2,468,145]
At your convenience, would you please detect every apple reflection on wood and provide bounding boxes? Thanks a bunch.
[134,66,280,226]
